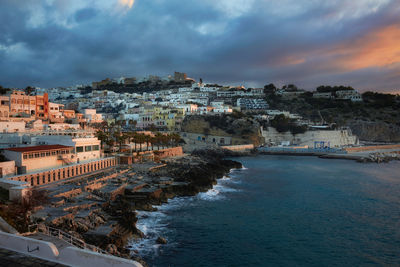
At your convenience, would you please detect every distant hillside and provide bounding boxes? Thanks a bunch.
[267,91,400,142]
[181,113,264,146]
[92,80,194,94]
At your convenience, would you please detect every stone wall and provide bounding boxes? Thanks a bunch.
[155,147,183,159]
[133,147,184,162]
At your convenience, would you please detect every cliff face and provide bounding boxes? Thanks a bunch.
[181,115,264,145]
[349,120,400,142]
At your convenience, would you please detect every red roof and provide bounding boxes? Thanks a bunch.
[5,145,73,153]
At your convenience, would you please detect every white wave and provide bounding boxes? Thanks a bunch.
[198,188,224,201]
[129,170,243,257]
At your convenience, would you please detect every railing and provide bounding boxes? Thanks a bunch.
[28,224,110,255]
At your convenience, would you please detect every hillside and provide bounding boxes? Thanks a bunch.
[267,91,400,142]
[181,113,264,146]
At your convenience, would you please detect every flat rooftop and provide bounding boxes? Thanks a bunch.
[5,145,73,153]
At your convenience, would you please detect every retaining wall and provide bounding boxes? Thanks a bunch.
[262,127,358,147]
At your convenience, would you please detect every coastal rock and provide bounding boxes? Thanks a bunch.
[156,236,167,244]
[106,244,118,254]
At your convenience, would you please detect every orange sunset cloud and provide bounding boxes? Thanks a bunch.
[276,23,400,74]
[330,24,400,71]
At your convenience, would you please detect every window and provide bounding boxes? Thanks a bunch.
[48,173,51,182]
[34,153,39,158]
[85,146,92,152]
[61,150,65,154]
[41,152,45,157]
[76,146,84,153]
[29,154,34,159]
[23,154,28,159]
[51,151,56,155]
[92,145,99,151]
[46,152,50,156]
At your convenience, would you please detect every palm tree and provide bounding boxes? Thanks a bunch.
[170,133,181,147]
[161,134,170,149]
[130,132,138,152]
[149,136,157,151]
[154,132,163,150]
[96,130,109,150]
[135,133,146,152]
[143,134,152,151]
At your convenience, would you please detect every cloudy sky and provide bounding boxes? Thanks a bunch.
[0,0,399,92]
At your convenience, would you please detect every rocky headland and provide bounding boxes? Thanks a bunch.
[24,149,242,265]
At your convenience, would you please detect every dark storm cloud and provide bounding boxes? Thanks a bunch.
[0,0,399,92]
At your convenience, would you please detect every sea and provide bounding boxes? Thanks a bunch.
[129,155,400,267]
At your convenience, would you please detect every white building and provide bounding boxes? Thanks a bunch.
[336,90,362,102]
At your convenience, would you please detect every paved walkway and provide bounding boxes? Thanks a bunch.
[27,233,72,250]
[0,247,67,267]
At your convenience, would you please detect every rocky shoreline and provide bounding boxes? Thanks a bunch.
[260,150,400,163]
[26,149,242,266]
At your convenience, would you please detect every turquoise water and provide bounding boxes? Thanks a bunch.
[130,155,400,266]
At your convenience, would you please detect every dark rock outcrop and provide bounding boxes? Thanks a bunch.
[349,120,400,142]
[156,236,167,244]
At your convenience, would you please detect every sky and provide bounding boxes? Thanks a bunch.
[0,0,399,93]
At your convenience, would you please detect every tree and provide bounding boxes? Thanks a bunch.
[154,132,163,150]
[130,132,138,151]
[143,134,151,151]
[270,114,290,132]
[135,133,146,152]
[170,133,181,147]
[161,134,170,148]
[96,130,109,149]
[0,85,10,95]
[25,86,35,96]
[264,83,277,93]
